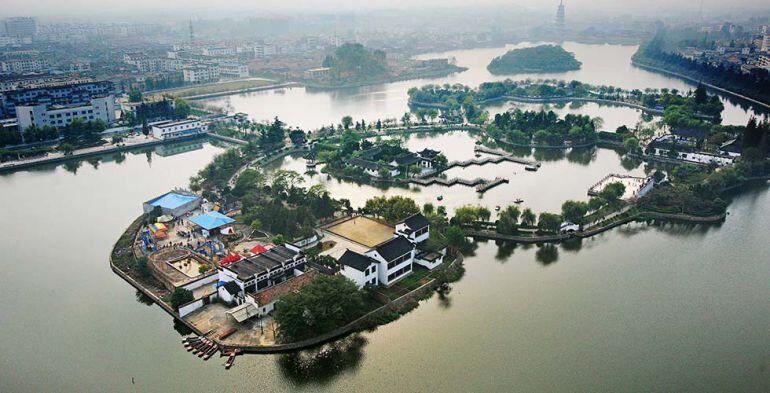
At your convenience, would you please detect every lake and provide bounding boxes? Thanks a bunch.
[1,43,769,393]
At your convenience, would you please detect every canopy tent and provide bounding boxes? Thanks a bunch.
[189,211,235,231]
[250,244,268,254]
[220,253,242,265]
[226,303,259,323]
[149,223,167,233]
[220,227,236,235]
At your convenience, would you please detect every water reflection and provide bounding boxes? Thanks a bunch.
[62,160,82,174]
[135,290,154,306]
[535,244,559,265]
[277,335,367,386]
[565,147,596,166]
[560,238,583,253]
[172,318,194,336]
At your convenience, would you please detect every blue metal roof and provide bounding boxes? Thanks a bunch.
[148,192,199,210]
[189,211,235,230]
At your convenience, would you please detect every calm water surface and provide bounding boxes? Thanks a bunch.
[2,43,770,393]
[203,42,759,129]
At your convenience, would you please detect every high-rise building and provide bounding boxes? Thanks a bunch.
[4,17,37,39]
[556,1,566,34]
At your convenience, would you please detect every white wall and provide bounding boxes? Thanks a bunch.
[178,298,204,318]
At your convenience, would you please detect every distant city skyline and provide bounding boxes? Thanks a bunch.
[1,0,769,19]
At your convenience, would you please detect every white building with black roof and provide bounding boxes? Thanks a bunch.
[416,148,441,169]
[217,245,306,304]
[395,213,431,244]
[338,250,379,288]
[336,214,445,289]
[364,236,415,286]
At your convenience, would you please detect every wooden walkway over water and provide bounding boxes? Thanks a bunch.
[408,176,509,193]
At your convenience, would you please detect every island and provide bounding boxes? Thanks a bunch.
[487,45,582,74]
[301,43,467,89]
[108,78,769,365]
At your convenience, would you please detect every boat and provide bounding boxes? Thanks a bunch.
[225,352,236,369]
[495,206,501,211]
[525,165,538,172]
[218,327,237,340]
[204,346,219,360]
[514,198,524,204]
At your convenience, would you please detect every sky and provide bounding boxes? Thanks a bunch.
[0,0,767,19]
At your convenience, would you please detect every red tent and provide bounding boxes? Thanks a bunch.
[220,253,242,265]
[250,245,268,254]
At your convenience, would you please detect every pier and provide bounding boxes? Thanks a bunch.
[473,146,541,167]
[409,176,508,193]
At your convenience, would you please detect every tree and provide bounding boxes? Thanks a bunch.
[128,88,143,103]
[170,288,194,310]
[274,275,364,342]
[433,154,448,170]
[537,212,562,233]
[141,118,150,136]
[401,112,411,127]
[58,143,75,156]
[496,205,521,235]
[135,257,151,277]
[445,225,472,254]
[341,115,353,130]
[588,196,607,211]
[598,182,626,201]
[174,98,192,119]
[561,200,589,224]
[520,208,536,227]
[453,205,491,226]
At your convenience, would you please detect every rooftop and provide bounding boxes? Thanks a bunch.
[225,245,299,280]
[146,191,200,210]
[189,211,235,231]
[399,213,430,232]
[324,216,395,248]
[250,269,319,306]
[373,236,414,262]
[339,250,376,272]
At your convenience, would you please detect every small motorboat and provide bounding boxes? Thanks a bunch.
[525,165,538,172]
[495,206,501,211]
[514,198,524,204]
[225,352,236,369]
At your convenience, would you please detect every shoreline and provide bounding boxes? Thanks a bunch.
[0,134,209,174]
[109,216,464,353]
[630,60,770,111]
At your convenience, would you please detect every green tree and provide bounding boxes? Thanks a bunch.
[561,200,589,224]
[174,98,192,119]
[135,257,151,277]
[128,88,143,103]
[496,205,521,235]
[445,225,472,254]
[274,275,364,342]
[599,182,626,201]
[170,288,194,310]
[520,208,536,227]
[537,212,562,233]
[58,143,75,156]
[341,115,353,130]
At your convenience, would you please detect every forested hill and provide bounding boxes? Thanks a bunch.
[487,45,582,74]
[322,43,391,81]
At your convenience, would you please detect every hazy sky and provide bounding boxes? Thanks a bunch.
[0,0,767,19]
